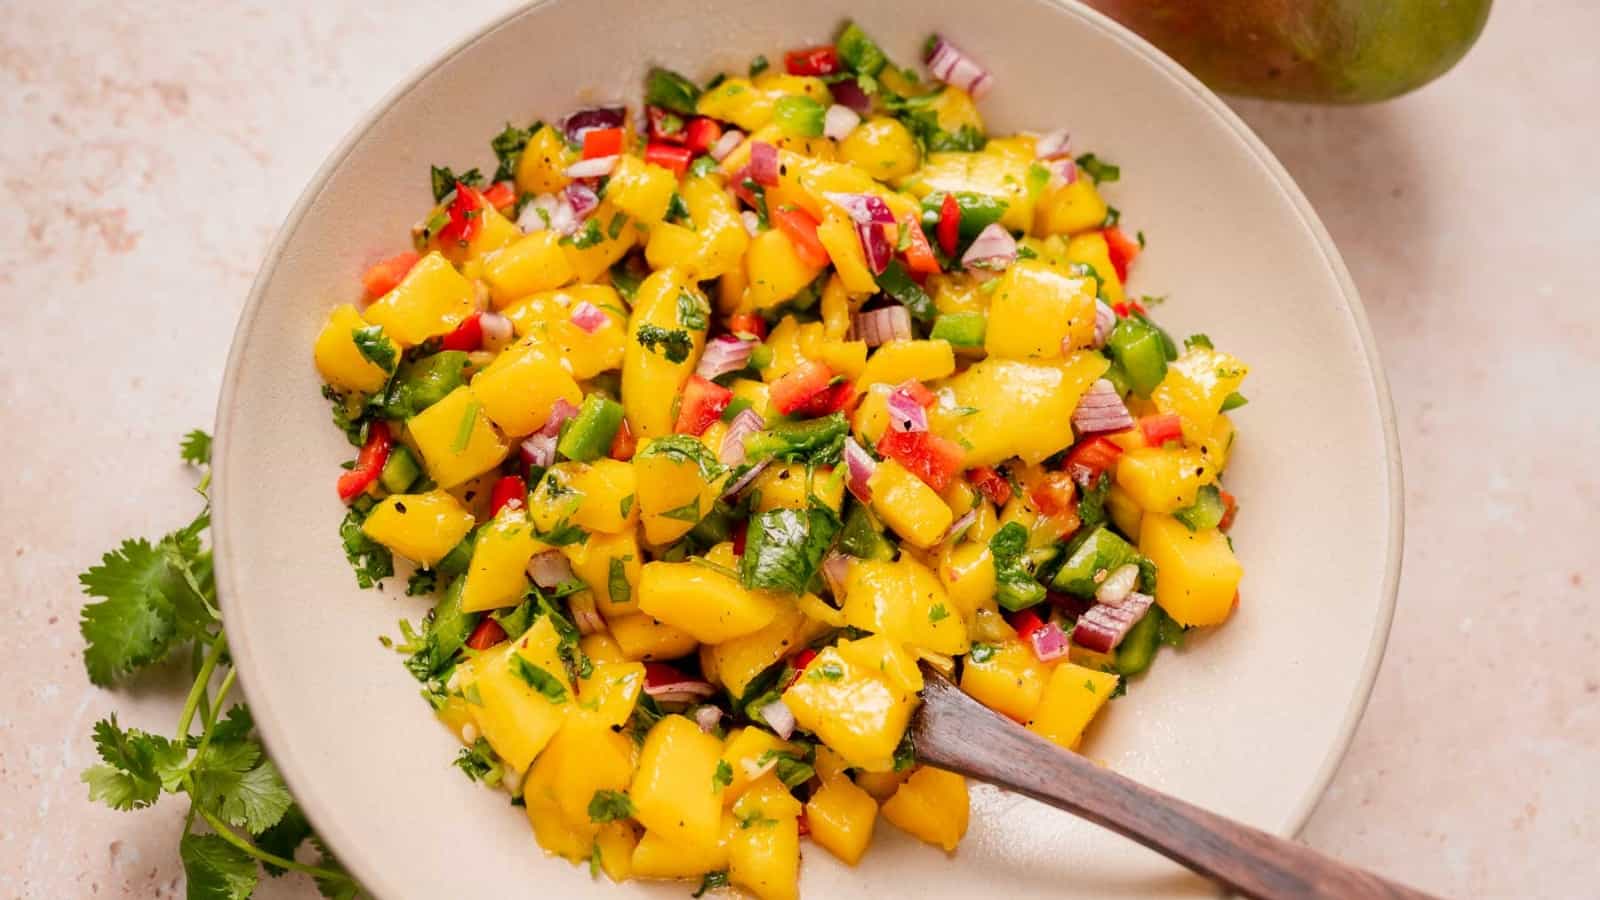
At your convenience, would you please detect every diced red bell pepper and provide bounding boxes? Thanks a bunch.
[465,617,508,650]
[937,193,960,258]
[361,251,419,299]
[968,465,1012,507]
[489,475,527,518]
[1218,488,1238,532]
[336,422,393,502]
[771,207,830,269]
[1046,588,1093,620]
[642,661,696,689]
[876,429,965,493]
[1028,471,1078,517]
[797,811,811,837]
[684,117,723,156]
[1064,436,1124,483]
[894,379,935,408]
[785,45,841,76]
[645,142,693,177]
[1112,299,1150,319]
[435,182,483,246]
[1010,608,1046,644]
[609,418,637,461]
[901,216,941,275]
[1139,413,1183,447]
[674,375,734,436]
[440,312,483,352]
[581,127,624,159]
[1102,226,1141,283]
[481,181,516,212]
[792,648,819,672]
[728,313,767,340]
[770,360,846,416]
[645,106,687,144]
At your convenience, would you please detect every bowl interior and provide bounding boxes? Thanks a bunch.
[214,1,1400,897]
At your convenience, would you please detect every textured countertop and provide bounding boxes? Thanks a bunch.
[2,2,1595,897]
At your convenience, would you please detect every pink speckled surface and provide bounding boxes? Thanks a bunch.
[1,2,1594,898]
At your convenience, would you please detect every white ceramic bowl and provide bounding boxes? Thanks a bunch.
[213,1,1403,897]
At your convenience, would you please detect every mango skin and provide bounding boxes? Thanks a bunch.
[1083,0,1492,103]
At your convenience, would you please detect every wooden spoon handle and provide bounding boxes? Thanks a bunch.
[913,669,1437,900]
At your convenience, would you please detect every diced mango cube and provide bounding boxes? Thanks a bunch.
[1025,662,1119,750]
[868,459,954,549]
[841,556,969,656]
[637,560,780,644]
[985,260,1097,358]
[482,231,575,307]
[629,714,727,850]
[782,639,918,771]
[469,342,582,437]
[881,766,969,852]
[1139,513,1242,626]
[856,340,956,389]
[359,490,474,567]
[467,618,572,773]
[459,507,548,612]
[406,386,511,489]
[960,639,1051,722]
[363,252,478,347]
[314,304,390,393]
[562,528,641,617]
[806,775,879,865]
[607,613,700,661]
[1114,446,1217,513]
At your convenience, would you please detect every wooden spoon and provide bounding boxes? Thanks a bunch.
[911,663,1436,900]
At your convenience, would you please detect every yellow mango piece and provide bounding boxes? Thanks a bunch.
[851,383,894,447]
[720,728,800,802]
[745,229,827,310]
[446,201,521,270]
[937,541,997,621]
[838,117,921,181]
[835,632,923,697]
[562,528,641,616]
[1151,347,1249,445]
[984,260,1097,359]
[524,744,593,863]
[363,252,477,347]
[934,354,1108,467]
[901,150,1037,234]
[499,285,629,377]
[752,463,845,514]
[819,274,855,339]
[1206,414,1237,474]
[1026,662,1120,750]
[608,613,700,661]
[649,175,749,281]
[696,75,828,132]
[469,342,582,437]
[729,778,801,900]
[467,618,572,773]
[815,211,877,293]
[576,660,646,729]
[638,560,780,644]
[644,221,700,272]
[1034,177,1109,237]
[1065,230,1125,305]
[595,821,638,883]
[1140,514,1242,627]
[481,230,576,307]
[928,86,985,137]
[798,327,868,382]
[782,640,917,771]
[867,459,954,550]
[630,814,735,880]
[313,304,390,393]
[459,507,548,613]
[359,490,474,567]
[760,315,806,383]
[622,269,708,440]
[580,632,628,665]
[630,714,727,850]
[563,199,640,283]
[606,154,677,225]
[1106,483,1144,539]
[565,459,637,534]
[514,125,575,195]
[960,639,1051,722]
[806,775,879,865]
[881,766,969,852]
[633,436,723,544]
[1114,446,1217,513]
[406,385,510,489]
[703,600,810,699]
[546,718,637,828]
[856,339,956,389]
[853,769,908,802]
[842,557,969,656]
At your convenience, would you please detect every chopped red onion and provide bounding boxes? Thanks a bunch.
[1050,157,1078,186]
[719,408,766,466]
[941,509,977,546]
[887,387,929,433]
[1095,563,1141,607]
[696,335,755,382]
[1071,379,1135,435]
[721,459,769,500]
[1073,591,1154,653]
[740,210,761,236]
[565,155,618,179]
[542,398,580,436]
[642,662,718,703]
[1027,620,1072,663]
[926,36,993,99]
[820,551,852,599]
[517,193,566,233]
[520,433,556,468]
[851,305,912,346]
[1034,128,1072,161]
[823,192,895,225]
[961,223,1018,271]
[843,437,876,502]
[572,602,604,636]
[830,79,872,114]
[526,550,574,588]
[758,697,797,740]
[742,753,780,781]
[1092,299,1116,349]
[709,129,745,162]
[857,221,892,275]
[823,105,861,141]
[569,300,608,334]
[559,106,626,143]
[480,312,514,347]
[562,181,600,222]
[749,142,779,186]
[693,704,724,734]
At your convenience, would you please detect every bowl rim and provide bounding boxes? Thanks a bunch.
[212,0,1404,891]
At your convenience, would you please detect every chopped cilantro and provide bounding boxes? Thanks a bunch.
[1075,153,1120,185]
[712,759,734,790]
[430,165,484,202]
[967,643,997,664]
[928,603,950,623]
[635,324,693,363]
[510,656,569,704]
[451,400,480,452]
[587,789,635,823]
[351,325,397,372]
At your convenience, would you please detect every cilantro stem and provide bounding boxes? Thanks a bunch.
[177,632,227,739]
[176,667,237,781]
[194,806,350,882]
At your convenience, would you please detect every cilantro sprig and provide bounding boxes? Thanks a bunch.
[78,431,363,899]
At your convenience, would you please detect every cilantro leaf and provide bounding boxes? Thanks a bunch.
[254,803,313,877]
[81,716,183,811]
[454,738,503,785]
[338,506,393,589]
[79,576,176,686]
[490,121,541,182]
[1077,472,1112,531]
[989,522,1045,611]
[430,165,484,203]
[712,759,734,790]
[179,833,259,900]
[180,430,213,467]
[189,739,292,835]
[511,656,570,704]
[635,324,693,363]
[636,435,725,480]
[676,289,709,330]
[1075,153,1120,185]
[739,505,840,595]
[694,871,730,898]
[351,325,397,372]
[588,788,635,822]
